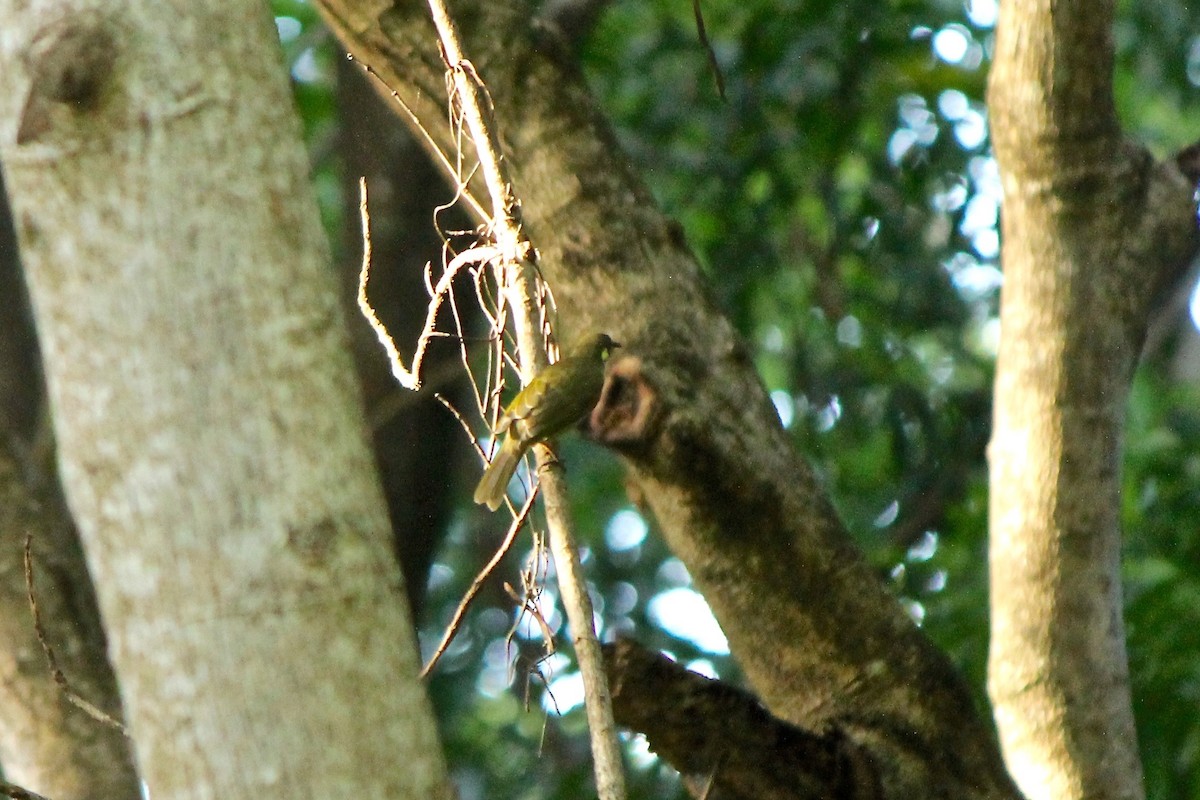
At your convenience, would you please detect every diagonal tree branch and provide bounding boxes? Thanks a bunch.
[605,639,882,799]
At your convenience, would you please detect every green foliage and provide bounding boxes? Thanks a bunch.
[275,0,1200,796]
[271,1,343,243]
[1124,374,1200,800]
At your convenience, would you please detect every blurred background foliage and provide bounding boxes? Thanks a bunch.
[273,0,1200,797]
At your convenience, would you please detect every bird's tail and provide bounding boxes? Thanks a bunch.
[473,436,522,510]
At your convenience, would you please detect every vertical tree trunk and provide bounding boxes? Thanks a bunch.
[0,181,140,797]
[988,1,1198,798]
[0,2,453,798]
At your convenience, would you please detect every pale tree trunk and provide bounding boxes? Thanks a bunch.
[0,449,140,800]
[317,1,1021,796]
[988,1,1200,799]
[0,2,452,798]
[0,187,140,798]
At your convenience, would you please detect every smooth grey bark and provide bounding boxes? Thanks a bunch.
[0,2,452,798]
[317,1,1022,796]
[987,2,1199,799]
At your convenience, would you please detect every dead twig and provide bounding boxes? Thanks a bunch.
[23,533,128,736]
[0,780,54,800]
[346,54,487,222]
[692,0,726,102]
[357,177,499,390]
[420,486,539,677]
[421,2,627,795]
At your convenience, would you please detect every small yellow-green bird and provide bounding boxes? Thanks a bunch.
[473,332,619,510]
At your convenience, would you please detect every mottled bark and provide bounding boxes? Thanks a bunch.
[316,1,1021,796]
[987,2,1199,799]
[0,2,451,798]
[0,182,139,798]
[0,449,141,800]
[605,639,880,800]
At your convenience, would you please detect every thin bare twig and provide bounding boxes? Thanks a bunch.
[420,486,539,677]
[0,780,53,800]
[422,3,627,796]
[357,177,499,390]
[23,533,129,736]
[346,54,488,222]
[504,581,556,658]
[692,0,726,102]
[433,392,485,459]
[443,256,487,414]
[504,531,557,692]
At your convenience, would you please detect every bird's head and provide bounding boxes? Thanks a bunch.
[589,332,620,361]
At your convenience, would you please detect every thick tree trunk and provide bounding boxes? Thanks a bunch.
[987,2,1199,799]
[0,2,452,798]
[317,1,1020,796]
[0,175,140,800]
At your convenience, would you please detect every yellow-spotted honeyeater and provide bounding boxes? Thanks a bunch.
[473,332,619,510]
